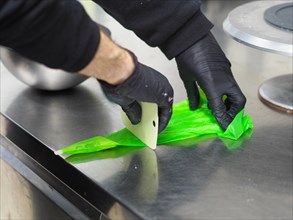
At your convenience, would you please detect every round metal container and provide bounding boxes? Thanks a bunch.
[0,47,88,91]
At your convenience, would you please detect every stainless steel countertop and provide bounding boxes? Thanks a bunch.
[1,1,292,219]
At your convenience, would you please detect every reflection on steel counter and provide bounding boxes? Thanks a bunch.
[1,0,292,219]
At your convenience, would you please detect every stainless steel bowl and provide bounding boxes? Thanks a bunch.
[0,47,88,91]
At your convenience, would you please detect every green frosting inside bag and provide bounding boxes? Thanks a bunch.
[57,91,253,156]
[59,136,118,155]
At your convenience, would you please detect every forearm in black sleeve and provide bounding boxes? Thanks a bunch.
[93,0,213,59]
[0,0,100,72]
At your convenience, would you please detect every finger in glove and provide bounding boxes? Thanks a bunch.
[158,106,172,133]
[209,90,246,130]
[122,101,142,125]
[209,96,233,130]
[183,80,200,110]
[225,87,246,121]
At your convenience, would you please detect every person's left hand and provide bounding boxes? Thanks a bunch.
[175,32,246,130]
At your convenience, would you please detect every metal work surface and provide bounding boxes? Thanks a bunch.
[1,1,292,219]
[223,0,293,56]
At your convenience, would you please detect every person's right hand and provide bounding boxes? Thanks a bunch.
[99,52,174,133]
[80,30,173,133]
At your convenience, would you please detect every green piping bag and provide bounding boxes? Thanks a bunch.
[56,91,253,156]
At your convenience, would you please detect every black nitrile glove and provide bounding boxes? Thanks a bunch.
[175,32,246,130]
[99,54,174,133]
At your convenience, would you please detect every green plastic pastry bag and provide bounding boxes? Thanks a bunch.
[56,92,253,155]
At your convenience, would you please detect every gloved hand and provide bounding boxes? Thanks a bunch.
[175,32,246,130]
[99,53,174,133]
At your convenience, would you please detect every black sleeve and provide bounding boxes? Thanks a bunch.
[93,0,213,59]
[0,0,100,72]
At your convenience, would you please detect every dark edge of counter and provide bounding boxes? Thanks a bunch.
[0,113,141,220]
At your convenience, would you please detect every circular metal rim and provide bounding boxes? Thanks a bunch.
[223,17,293,57]
[258,74,293,114]
[223,0,293,57]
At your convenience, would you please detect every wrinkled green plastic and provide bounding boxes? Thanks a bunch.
[65,145,145,163]
[58,91,253,155]
[60,136,118,155]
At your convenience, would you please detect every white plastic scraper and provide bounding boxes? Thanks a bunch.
[121,102,158,150]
